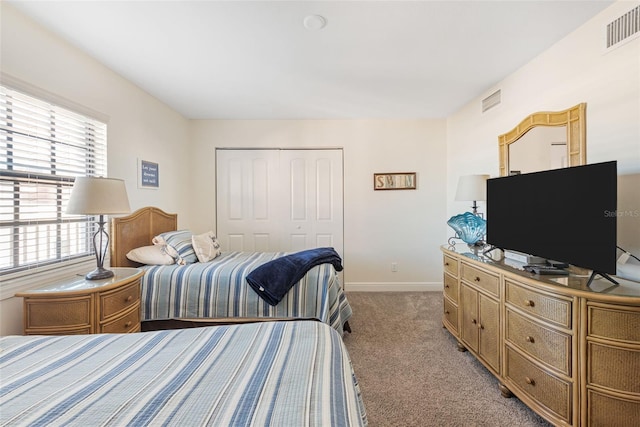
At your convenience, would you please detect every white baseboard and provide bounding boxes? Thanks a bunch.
[345,282,442,292]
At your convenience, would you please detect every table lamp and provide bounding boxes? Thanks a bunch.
[66,177,130,280]
[455,174,490,215]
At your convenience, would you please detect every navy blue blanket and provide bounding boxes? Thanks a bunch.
[246,247,343,306]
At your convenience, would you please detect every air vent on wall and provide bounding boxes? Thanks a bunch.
[606,5,640,49]
[482,89,501,113]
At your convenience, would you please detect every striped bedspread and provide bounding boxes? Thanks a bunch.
[140,251,352,334]
[0,321,367,426]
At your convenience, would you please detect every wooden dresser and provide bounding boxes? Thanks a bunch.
[16,268,143,335]
[441,245,640,427]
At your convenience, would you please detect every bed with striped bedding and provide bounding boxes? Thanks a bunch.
[140,251,352,335]
[0,321,367,426]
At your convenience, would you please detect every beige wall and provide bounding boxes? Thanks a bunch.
[447,1,640,257]
[190,119,448,290]
[0,4,192,334]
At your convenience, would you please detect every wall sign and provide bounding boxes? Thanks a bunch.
[373,172,416,190]
[139,159,159,189]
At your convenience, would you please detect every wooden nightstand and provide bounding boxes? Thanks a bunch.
[16,267,143,335]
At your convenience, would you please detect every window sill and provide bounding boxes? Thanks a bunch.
[1,258,96,300]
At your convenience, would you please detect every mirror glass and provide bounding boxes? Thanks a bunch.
[508,126,567,175]
[498,104,586,177]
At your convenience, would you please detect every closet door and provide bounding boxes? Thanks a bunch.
[279,149,343,255]
[216,149,281,251]
[216,149,343,257]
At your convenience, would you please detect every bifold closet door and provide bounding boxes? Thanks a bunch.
[216,149,343,257]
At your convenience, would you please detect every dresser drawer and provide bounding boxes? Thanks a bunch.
[461,263,499,297]
[588,304,640,343]
[506,308,571,376]
[443,297,458,333]
[505,279,572,329]
[588,341,640,394]
[443,273,458,302]
[443,255,458,276]
[100,304,141,333]
[24,296,92,329]
[505,347,572,423]
[99,280,140,320]
[587,389,640,426]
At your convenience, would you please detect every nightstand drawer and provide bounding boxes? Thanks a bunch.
[506,308,571,375]
[100,304,141,333]
[24,296,92,328]
[444,273,458,302]
[505,347,571,423]
[505,279,572,329]
[443,297,458,332]
[443,255,458,276]
[588,342,640,394]
[100,279,140,320]
[461,263,499,297]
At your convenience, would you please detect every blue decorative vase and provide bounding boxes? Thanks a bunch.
[447,212,486,245]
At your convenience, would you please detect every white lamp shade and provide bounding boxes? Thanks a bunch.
[66,177,131,215]
[455,174,490,202]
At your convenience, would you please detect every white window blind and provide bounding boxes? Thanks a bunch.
[0,85,107,276]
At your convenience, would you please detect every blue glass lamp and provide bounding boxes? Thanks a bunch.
[447,212,486,245]
[448,174,489,245]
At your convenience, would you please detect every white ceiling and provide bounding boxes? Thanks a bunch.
[8,1,613,120]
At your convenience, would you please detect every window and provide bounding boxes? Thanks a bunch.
[0,85,107,276]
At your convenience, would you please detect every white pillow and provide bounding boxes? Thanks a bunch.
[191,231,222,263]
[126,245,176,265]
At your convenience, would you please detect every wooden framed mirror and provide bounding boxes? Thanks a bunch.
[498,103,586,176]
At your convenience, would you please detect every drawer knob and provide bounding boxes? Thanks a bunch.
[474,276,481,282]
[124,321,132,328]
[444,284,450,289]
[524,300,535,307]
[525,377,536,386]
[126,295,133,302]
[478,323,484,330]
[444,262,450,267]
[525,336,535,343]
[471,319,477,324]
[444,310,450,315]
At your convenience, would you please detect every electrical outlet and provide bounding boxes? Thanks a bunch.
[391,262,398,272]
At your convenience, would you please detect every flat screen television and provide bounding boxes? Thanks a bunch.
[486,161,617,281]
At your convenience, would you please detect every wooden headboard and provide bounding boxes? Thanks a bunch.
[110,207,178,267]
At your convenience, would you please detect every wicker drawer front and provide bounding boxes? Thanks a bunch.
[461,263,499,297]
[100,280,140,320]
[588,304,640,343]
[505,347,571,423]
[443,255,458,276]
[100,304,140,333]
[506,309,571,375]
[505,280,571,329]
[587,389,640,426]
[443,297,458,332]
[444,273,458,302]
[25,297,91,328]
[588,342,640,394]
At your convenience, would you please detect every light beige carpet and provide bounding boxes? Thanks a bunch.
[342,292,552,427]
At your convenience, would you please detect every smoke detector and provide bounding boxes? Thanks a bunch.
[304,15,327,31]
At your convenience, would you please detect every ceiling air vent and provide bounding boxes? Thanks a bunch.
[606,5,640,49]
[482,90,501,113]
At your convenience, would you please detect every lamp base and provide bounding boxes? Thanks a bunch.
[85,267,114,281]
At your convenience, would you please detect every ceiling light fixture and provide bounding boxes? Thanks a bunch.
[303,15,327,31]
